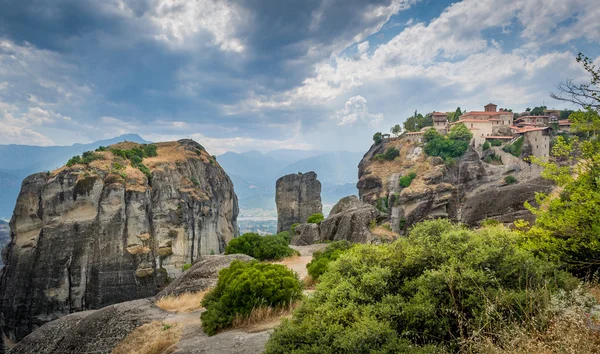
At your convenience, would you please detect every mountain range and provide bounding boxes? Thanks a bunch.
[0,134,148,219]
[217,150,363,212]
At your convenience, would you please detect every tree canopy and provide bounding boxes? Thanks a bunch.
[403,111,433,132]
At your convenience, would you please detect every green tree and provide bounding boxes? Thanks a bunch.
[530,106,547,116]
[482,141,491,151]
[449,107,462,122]
[373,132,383,144]
[307,213,325,224]
[569,108,600,138]
[225,232,297,261]
[560,110,574,119]
[201,260,302,335]
[447,123,473,142]
[403,111,433,132]
[306,241,353,281]
[390,124,402,137]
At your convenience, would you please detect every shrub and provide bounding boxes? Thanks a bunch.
[484,155,492,164]
[447,123,473,142]
[490,139,503,147]
[190,177,200,186]
[480,218,501,227]
[398,217,407,230]
[383,147,400,160]
[290,223,300,234]
[95,146,107,152]
[307,241,354,281]
[265,219,577,353]
[482,141,491,151]
[503,136,524,157]
[109,144,157,179]
[398,172,417,188]
[225,232,297,261]
[201,260,302,336]
[376,196,388,212]
[373,132,383,145]
[307,213,324,224]
[277,231,292,244]
[182,263,192,272]
[505,175,517,184]
[66,155,82,167]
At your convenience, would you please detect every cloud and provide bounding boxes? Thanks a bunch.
[332,96,383,126]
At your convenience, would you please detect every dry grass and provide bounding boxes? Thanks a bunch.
[155,290,209,313]
[468,284,600,354]
[231,303,299,333]
[144,142,195,168]
[371,225,400,240]
[111,321,181,354]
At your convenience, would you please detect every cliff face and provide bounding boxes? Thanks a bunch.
[357,138,552,232]
[0,139,239,342]
[0,220,9,267]
[276,172,322,233]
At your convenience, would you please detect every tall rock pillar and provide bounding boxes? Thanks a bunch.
[276,172,322,233]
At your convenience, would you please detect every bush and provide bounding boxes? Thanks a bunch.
[182,263,192,272]
[201,260,302,335]
[67,151,103,167]
[306,241,353,281]
[277,231,292,244]
[373,147,400,162]
[225,232,297,261]
[490,139,503,147]
[505,175,517,184]
[373,132,383,145]
[109,144,158,179]
[503,136,524,157]
[307,213,324,224]
[482,141,491,151]
[290,223,300,234]
[398,172,417,188]
[265,219,577,353]
[376,196,388,212]
[447,123,473,142]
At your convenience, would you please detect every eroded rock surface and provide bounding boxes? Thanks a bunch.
[291,196,382,245]
[0,139,239,342]
[9,254,256,354]
[357,137,552,232]
[276,171,322,233]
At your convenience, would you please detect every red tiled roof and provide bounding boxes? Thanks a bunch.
[405,131,424,135]
[516,115,549,120]
[485,136,513,139]
[558,120,572,125]
[433,111,447,116]
[461,111,511,116]
[511,126,550,133]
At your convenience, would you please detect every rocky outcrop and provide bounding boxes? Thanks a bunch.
[0,220,9,267]
[291,196,382,245]
[276,172,322,233]
[357,137,552,232]
[9,255,267,354]
[0,139,239,342]
[157,254,253,298]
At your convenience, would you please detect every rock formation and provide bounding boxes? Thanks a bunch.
[357,138,553,233]
[291,195,382,245]
[0,220,9,267]
[9,255,264,354]
[276,171,322,233]
[0,139,239,342]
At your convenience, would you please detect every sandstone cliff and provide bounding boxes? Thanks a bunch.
[357,138,553,232]
[0,220,9,267]
[276,172,322,233]
[0,139,239,342]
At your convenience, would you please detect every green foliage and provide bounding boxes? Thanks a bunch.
[182,263,192,272]
[447,123,473,142]
[306,241,353,281]
[403,111,433,132]
[225,232,298,261]
[307,213,325,224]
[190,177,200,186]
[482,141,491,151]
[66,155,82,167]
[373,132,383,145]
[277,231,292,244]
[376,196,388,212]
[201,260,302,336]
[290,223,300,234]
[560,110,575,119]
[373,147,400,161]
[66,151,103,167]
[569,108,600,138]
[95,146,107,152]
[480,219,501,228]
[490,139,503,147]
[109,144,158,180]
[112,161,125,170]
[390,124,402,137]
[524,130,600,277]
[504,175,517,184]
[398,172,417,188]
[502,136,524,157]
[448,107,462,123]
[422,124,471,161]
[398,217,407,230]
[210,249,215,255]
[265,220,577,353]
[530,106,547,116]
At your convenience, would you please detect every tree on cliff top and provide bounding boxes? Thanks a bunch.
[447,123,473,142]
[403,111,433,132]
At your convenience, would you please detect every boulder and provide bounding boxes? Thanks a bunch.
[0,139,240,342]
[276,172,322,233]
[319,196,380,244]
[290,223,321,246]
[157,254,254,298]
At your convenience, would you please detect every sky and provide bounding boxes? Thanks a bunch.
[0,0,598,155]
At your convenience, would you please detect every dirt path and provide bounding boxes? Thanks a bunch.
[272,244,327,279]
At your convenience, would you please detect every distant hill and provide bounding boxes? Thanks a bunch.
[0,134,149,218]
[218,149,363,213]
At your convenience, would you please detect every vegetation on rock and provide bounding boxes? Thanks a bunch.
[403,111,433,132]
[225,232,297,261]
[423,124,472,160]
[201,260,302,336]
[398,172,417,188]
[373,147,400,161]
[502,136,524,157]
[504,175,517,184]
[306,213,324,224]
